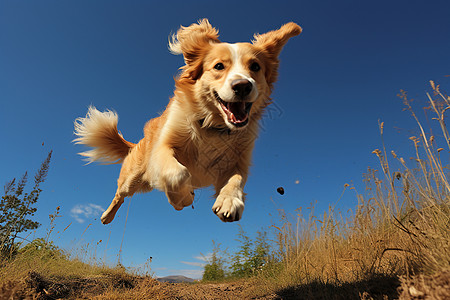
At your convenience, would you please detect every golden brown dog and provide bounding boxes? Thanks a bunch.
[74,19,301,224]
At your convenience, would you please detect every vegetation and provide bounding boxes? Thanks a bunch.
[229,227,270,278]
[201,227,271,281]
[0,151,52,259]
[246,81,450,298]
[202,241,226,281]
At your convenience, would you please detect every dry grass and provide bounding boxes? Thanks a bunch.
[254,81,450,299]
[0,244,146,299]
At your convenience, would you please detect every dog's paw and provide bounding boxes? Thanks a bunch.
[212,194,244,222]
[167,188,195,211]
[101,210,114,225]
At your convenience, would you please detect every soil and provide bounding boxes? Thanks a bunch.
[159,281,277,299]
[398,270,450,300]
[1,270,449,299]
[0,272,271,300]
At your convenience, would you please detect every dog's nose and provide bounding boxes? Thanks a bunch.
[231,79,252,99]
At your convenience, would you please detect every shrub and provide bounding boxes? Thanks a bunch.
[0,151,52,259]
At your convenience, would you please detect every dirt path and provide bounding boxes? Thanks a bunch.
[158,281,278,300]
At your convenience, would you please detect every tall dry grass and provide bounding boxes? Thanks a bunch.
[259,81,450,298]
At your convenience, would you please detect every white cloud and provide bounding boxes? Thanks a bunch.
[194,254,210,262]
[175,254,210,278]
[180,261,206,267]
[70,203,105,223]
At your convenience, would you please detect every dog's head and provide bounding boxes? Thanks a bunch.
[170,19,301,130]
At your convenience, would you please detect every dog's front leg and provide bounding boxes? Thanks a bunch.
[154,146,194,210]
[212,174,246,222]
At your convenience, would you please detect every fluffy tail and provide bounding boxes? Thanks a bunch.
[74,106,135,164]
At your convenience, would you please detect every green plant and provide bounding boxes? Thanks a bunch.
[202,241,227,281]
[19,237,65,261]
[0,151,52,259]
[229,226,271,278]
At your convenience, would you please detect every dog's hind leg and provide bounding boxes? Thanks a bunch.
[101,172,149,224]
[101,191,125,225]
[101,148,150,224]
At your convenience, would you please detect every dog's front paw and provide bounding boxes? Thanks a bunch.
[167,187,195,211]
[212,194,244,222]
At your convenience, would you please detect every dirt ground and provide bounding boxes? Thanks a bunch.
[157,281,278,300]
[397,270,450,300]
[1,270,449,299]
[0,272,272,300]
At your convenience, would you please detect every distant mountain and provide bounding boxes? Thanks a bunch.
[156,275,196,283]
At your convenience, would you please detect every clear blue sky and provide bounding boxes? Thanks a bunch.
[1,0,449,279]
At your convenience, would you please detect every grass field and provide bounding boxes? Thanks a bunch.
[1,82,449,299]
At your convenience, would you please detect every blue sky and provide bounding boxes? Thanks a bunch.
[1,0,449,279]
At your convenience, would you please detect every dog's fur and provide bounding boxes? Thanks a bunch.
[74,19,301,224]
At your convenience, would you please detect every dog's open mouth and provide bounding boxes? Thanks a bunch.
[214,92,253,127]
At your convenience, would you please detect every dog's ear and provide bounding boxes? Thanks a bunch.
[252,22,302,85]
[169,19,220,80]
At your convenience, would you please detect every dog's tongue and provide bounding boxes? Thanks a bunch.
[227,102,248,123]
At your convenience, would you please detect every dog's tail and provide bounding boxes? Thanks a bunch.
[74,106,135,164]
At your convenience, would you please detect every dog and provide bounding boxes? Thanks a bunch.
[74,19,301,224]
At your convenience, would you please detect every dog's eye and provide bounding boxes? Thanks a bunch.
[214,63,225,70]
[250,62,261,72]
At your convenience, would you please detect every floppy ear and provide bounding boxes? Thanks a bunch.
[169,19,220,80]
[253,22,302,85]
